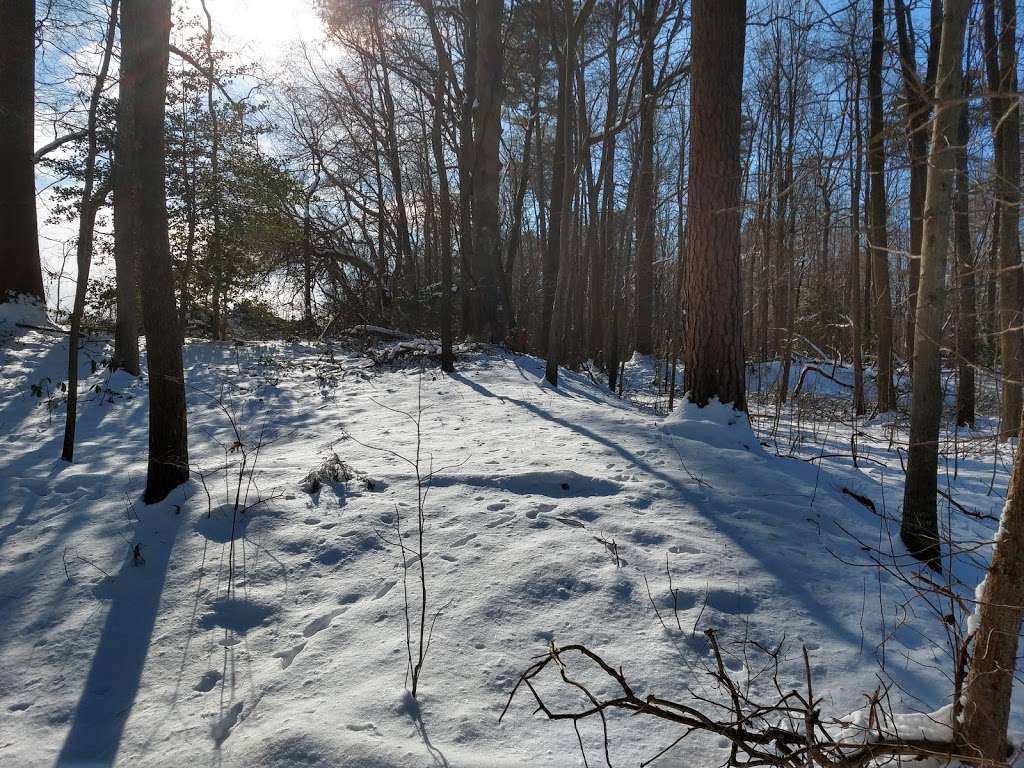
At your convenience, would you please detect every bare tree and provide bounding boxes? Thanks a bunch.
[983,0,1023,441]
[62,0,120,462]
[120,0,190,503]
[681,0,747,411]
[959,397,1024,761]
[634,0,657,356]
[867,0,895,412]
[901,0,970,571]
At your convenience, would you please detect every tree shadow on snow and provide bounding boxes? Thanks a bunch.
[54,492,188,767]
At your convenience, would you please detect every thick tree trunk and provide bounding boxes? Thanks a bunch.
[112,157,141,374]
[901,0,970,572]
[868,0,896,412]
[958,397,1024,762]
[682,0,747,411]
[471,0,506,343]
[121,0,189,503]
[0,0,45,302]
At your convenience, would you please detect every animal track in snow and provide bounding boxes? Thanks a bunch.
[273,642,307,669]
[525,503,557,520]
[303,608,346,637]
[485,513,515,528]
[373,580,397,600]
[193,670,223,693]
[211,701,244,745]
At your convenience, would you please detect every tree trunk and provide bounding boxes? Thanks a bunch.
[458,0,477,335]
[682,0,747,411]
[958,399,1024,761]
[901,0,970,571]
[868,0,896,412]
[112,45,142,375]
[994,0,1023,440]
[634,0,657,356]
[850,58,866,416]
[955,80,977,428]
[422,0,456,372]
[471,0,506,343]
[894,0,940,373]
[0,0,44,302]
[121,0,190,503]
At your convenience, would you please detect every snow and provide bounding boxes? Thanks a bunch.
[0,319,1020,766]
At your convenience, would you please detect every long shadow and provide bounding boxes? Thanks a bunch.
[55,497,187,767]
[402,693,450,768]
[451,375,867,651]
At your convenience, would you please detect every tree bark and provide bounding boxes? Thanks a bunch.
[682,0,747,411]
[0,0,45,302]
[901,0,970,572]
[958,397,1024,762]
[121,0,190,503]
[850,55,866,416]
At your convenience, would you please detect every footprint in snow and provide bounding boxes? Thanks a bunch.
[211,701,244,745]
[273,642,307,669]
[526,503,557,520]
[485,513,515,528]
[194,670,223,693]
[373,580,397,600]
[302,608,346,638]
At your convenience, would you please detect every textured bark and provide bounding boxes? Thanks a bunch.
[121,0,190,503]
[682,0,747,411]
[958,399,1024,762]
[112,3,142,375]
[633,0,656,356]
[470,0,506,342]
[0,0,44,302]
[901,0,970,571]
[466,0,505,342]
[868,0,895,412]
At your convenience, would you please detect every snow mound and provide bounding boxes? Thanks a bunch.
[659,396,762,454]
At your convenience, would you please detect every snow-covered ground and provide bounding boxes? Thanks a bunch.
[0,313,1017,767]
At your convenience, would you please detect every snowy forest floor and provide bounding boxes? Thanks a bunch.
[0,312,1019,767]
